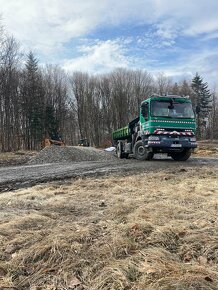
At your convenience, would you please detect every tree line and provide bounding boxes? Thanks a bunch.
[0,27,217,151]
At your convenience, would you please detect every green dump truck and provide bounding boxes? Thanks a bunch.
[112,94,197,161]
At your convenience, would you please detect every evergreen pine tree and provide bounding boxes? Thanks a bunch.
[24,51,44,148]
[191,73,212,118]
[44,105,59,138]
[191,73,212,138]
[26,51,38,77]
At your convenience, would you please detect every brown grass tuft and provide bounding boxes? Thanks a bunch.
[0,166,217,289]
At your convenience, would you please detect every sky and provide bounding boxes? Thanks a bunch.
[0,0,218,86]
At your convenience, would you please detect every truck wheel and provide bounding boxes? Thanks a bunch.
[117,142,125,159]
[123,153,129,159]
[170,149,191,161]
[133,140,154,161]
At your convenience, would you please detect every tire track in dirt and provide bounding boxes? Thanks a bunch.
[0,157,217,192]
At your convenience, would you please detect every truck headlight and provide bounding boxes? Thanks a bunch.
[148,136,160,141]
[190,137,196,142]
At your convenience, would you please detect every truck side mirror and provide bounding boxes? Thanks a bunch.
[196,105,200,114]
[141,103,148,119]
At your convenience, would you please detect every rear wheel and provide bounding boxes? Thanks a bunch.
[133,140,154,161]
[170,149,191,161]
[117,142,125,159]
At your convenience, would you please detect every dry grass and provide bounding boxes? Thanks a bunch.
[194,141,218,156]
[0,166,217,289]
[0,151,37,166]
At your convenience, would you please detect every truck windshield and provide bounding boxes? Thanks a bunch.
[151,101,195,118]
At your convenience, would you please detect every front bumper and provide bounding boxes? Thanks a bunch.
[145,135,197,152]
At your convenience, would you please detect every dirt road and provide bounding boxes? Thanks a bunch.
[0,156,217,192]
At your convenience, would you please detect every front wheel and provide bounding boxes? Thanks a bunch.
[170,149,192,161]
[133,140,154,161]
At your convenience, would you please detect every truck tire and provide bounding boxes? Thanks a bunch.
[170,149,191,161]
[133,140,154,161]
[117,142,125,159]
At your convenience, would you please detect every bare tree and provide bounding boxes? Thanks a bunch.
[155,72,172,95]
[110,68,132,129]
[0,36,21,151]
[70,72,90,140]
[129,69,154,117]
[207,89,218,139]
[99,75,113,142]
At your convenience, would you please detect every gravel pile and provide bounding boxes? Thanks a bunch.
[28,146,117,164]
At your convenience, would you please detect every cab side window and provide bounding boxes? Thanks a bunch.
[141,103,149,119]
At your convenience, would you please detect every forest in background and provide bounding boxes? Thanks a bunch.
[0,25,218,151]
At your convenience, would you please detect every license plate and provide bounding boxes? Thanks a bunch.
[171,144,182,147]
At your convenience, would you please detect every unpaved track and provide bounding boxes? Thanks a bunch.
[0,156,217,192]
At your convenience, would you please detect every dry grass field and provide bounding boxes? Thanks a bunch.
[0,151,37,167]
[194,141,218,157]
[0,165,217,289]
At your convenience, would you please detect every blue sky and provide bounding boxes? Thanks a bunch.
[1,0,218,85]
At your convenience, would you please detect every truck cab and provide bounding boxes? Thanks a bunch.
[112,94,197,161]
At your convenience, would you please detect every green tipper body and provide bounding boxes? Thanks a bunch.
[112,126,131,140]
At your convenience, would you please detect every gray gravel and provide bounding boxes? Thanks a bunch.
[1,145,217,192]
[28,146,117,164]
[0,156,217,192]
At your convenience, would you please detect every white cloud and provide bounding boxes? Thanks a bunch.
[154,0,218,36]
[63,39,130,73]
[202,31,218,41]
[1,0,218,56]
[184,19,218,36]
[104,0,218,40]
[153,49,218,86]
[0,0,218,85]
[0,0,107,54]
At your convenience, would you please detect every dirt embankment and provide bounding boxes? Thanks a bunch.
[0,166,217,289]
